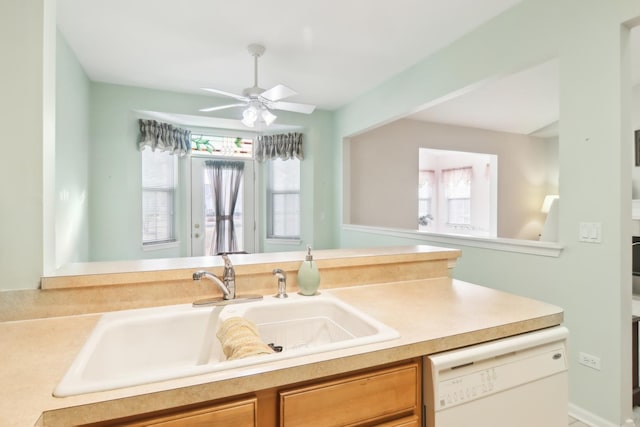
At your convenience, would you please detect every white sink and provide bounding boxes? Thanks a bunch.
[54,293,399,397]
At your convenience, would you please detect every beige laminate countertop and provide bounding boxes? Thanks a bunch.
[0,277,563,427]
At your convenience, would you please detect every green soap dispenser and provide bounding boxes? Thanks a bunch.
[298,246,320,296]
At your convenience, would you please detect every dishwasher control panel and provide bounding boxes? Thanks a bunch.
[438,366,499,408]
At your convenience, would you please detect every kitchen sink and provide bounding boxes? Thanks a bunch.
[54,293,399,397]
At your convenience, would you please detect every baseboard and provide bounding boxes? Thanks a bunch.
[569,403,637,427]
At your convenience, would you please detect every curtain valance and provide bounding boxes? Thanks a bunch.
[254,132,303,162]
[138,119,192,157]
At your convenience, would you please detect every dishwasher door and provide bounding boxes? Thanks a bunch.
[424,326,568,427]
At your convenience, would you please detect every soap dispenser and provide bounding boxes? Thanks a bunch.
[297,246,320,296]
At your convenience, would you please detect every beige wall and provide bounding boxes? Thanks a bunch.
[347,119,558,240]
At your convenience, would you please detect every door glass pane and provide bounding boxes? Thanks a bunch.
[202,167,244,256]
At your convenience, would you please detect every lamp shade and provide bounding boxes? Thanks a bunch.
[541,195,559,214]
[261,108,277,126]
[241,106,258,128]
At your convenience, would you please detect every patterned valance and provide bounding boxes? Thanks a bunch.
[254,132,303,162]
[138,119,192,157]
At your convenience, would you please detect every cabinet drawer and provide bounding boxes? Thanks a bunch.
[280,362,420,427]
[119,396,257,427]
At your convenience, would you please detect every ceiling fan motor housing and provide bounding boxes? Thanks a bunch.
[242,86,265,98]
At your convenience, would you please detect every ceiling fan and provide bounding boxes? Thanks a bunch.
[200,44,316,128]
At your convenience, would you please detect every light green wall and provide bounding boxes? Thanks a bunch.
[337,0,640,424]
[88,82,335,261]
[56,31,90,267]
[89,83,187,261]
[0,0,51,290]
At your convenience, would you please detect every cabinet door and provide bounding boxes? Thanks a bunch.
[121,396,257,427]
[279,361,420,427]
[375,415,421,427]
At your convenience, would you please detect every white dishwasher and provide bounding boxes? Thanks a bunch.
[424,326,568,427]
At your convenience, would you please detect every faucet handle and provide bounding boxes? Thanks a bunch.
[273,268,288,299]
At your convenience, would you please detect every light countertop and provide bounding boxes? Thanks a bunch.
[0,277,563,427]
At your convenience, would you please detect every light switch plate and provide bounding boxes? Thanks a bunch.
[579,222,602,243]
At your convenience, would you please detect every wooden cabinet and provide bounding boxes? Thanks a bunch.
[279,361,421,427]
[80,360,420,427]
[83,396,257,427]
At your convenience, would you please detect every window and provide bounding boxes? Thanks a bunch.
[267,158,300,239]
[142,148,177,245]
[442,167,472,226]
[418,148,496,237]
[191,134,253,158]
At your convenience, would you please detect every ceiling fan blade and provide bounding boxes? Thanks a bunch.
[201,87,248,102]
[261,84,298,102]
[199,103,246,112]
[272,101,316,114]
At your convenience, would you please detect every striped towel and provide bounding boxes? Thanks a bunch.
[216,317,274,360]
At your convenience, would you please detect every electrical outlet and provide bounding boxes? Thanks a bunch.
[579,352,601,370]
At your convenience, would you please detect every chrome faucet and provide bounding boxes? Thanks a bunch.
[193,255,236,300]
[273,268,288,298]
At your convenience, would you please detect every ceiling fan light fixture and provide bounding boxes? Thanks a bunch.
[261,108,277,126]
[242,106,258,127]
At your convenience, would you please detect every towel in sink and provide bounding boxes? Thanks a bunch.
[216,317,274,360]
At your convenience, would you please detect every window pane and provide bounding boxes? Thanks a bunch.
[191,135,253,158]
[142,189,174,243]
[447,198,471,225]
[271,159,300,192]
[443,167,471,198]
[142,149,175,188]
[272,193,300,237]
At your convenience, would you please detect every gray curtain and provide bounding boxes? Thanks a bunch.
[205,160,244,255]
[138,119,192,157]
[254,132,303,162]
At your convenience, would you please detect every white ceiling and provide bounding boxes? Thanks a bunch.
[408,59,559,135]
[56,1,640,136]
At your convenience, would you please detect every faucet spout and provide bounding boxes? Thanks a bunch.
[193,270,232,300]
[192,255,236,300]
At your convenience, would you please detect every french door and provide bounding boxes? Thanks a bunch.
[190,157,255,256]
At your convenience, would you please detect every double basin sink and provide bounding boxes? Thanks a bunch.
[54,293,399,397]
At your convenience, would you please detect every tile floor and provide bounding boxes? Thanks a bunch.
[568,415,589,426]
